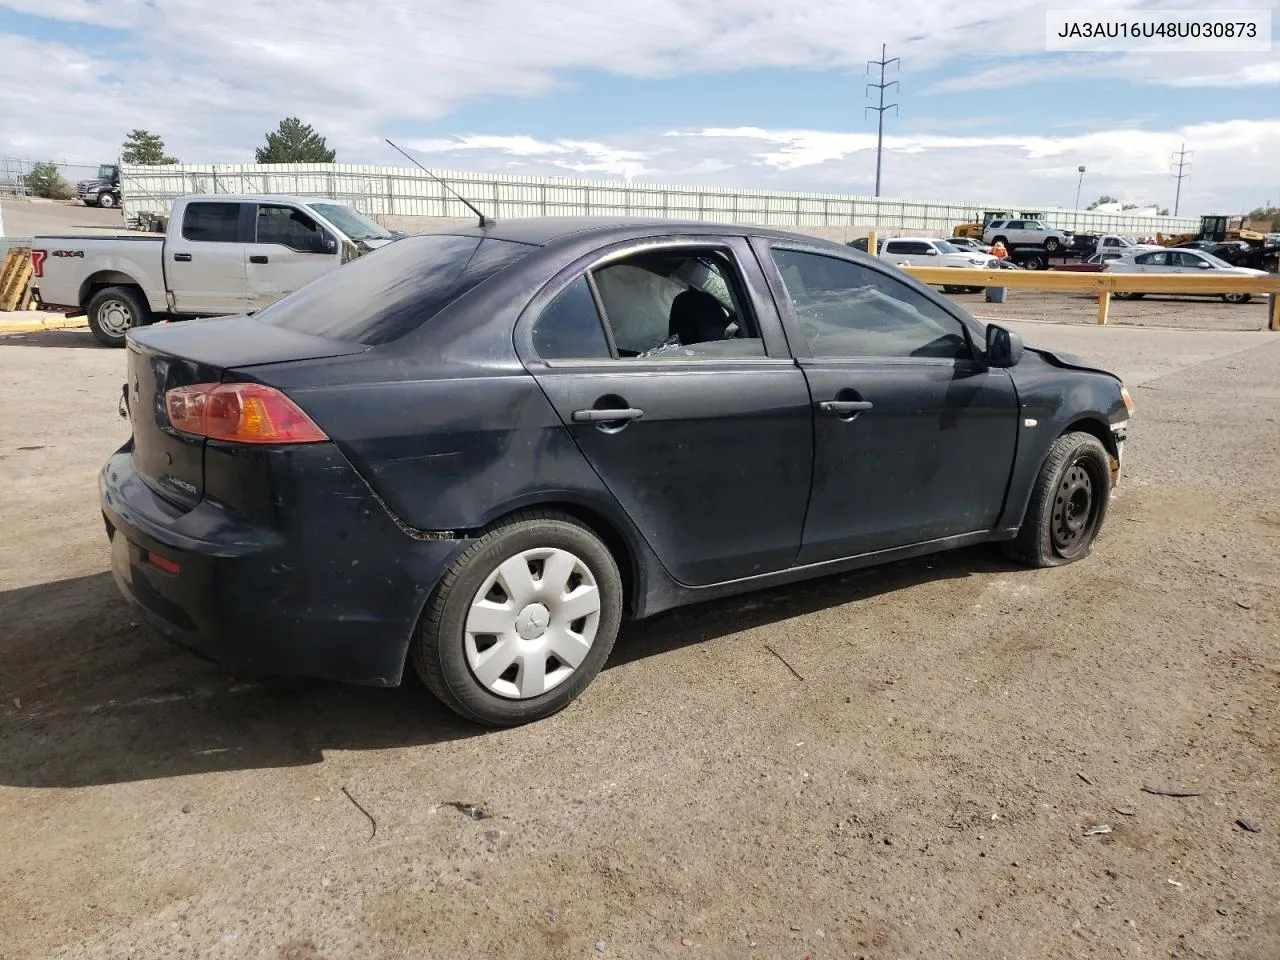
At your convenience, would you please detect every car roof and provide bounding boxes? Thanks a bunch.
[419,216,854,250]
[882,236,942,244]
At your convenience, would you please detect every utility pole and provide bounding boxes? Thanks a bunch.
[865,44,899,198]
[1169,143,1192,216]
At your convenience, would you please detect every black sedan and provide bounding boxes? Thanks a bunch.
[101,218,1133,726]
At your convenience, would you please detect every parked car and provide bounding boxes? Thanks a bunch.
[878,237,997,269]
[947,236,992,254]
[76,163,122,209]
[33,195,399,347]
[1104,247,1267,303]
[1092,234,1159,256]
[101,218,1133,727]
[983,218,1071,252]
[880,236,996,295]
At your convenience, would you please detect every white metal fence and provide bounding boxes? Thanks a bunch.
[118,163,1198,237]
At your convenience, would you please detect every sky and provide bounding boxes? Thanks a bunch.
[1,0,1277,215]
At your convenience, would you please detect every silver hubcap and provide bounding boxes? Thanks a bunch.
[464,547,601,700]
[98,299,133,336]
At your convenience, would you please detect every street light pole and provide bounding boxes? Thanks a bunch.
[1074,165,1086,229]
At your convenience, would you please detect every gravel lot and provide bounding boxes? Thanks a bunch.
[2,309,1278,959]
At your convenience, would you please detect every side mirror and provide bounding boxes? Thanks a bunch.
[314,233,338,255]
[1196,261,1211,269]
[926,248,939,256]
[986,323,1024,368]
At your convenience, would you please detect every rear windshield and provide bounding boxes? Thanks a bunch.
[252,234,533,345]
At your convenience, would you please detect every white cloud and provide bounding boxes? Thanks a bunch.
[0,0,1276,212]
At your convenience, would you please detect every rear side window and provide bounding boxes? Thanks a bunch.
[532,276,611,359]
[182,202,241,242]
[252,234,533,344]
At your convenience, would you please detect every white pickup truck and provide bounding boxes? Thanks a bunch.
[32,194,399,346]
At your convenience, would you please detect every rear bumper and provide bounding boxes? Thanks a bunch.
[100,445,472,686]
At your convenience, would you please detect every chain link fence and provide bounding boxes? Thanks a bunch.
[0,157,103,198]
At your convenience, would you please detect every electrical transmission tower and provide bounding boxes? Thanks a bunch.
[865,44,899,198]
[1169,143,1192,216]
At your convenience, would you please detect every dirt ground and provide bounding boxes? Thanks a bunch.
[2,302,1278,959]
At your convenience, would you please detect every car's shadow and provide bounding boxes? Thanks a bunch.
[0,327,103,349]
[0,546,1020,788]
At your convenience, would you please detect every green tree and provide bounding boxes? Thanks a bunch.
[1086,194,1119,210]
[121,129,177,165]
[23,161,73,199]
[254,117,336,163]
[1246,204,1278,222]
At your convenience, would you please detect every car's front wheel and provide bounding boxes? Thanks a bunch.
[1044,237,1062,252]
[1005,431,1112,568]
[411,510,623,726]
[1221,293,1251,304]
[97,192,117,209]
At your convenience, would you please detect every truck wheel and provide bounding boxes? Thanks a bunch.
[1004,432,1112,568]
[97,193,117,209]
[411,509,623,727]
[1044,237,1062,252]
[87,286,149,348]
[1221,293,1251,304]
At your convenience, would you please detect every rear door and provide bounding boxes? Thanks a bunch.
[516,236,813,586]
[165,200,251,316]
[245,202,342,310]
[757,239,1019,563]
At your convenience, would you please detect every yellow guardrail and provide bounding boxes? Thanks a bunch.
[899,265,1280,330]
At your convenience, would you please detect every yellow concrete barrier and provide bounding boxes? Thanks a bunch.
[900,266,1280,329]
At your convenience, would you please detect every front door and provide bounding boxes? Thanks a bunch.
[760,242,1019,564]
[166,200,251,316]
[245,203,342,310]
[519,238,813,586]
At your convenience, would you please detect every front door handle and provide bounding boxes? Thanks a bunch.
[571,407,644,423]
[818,400,874,414]
[173,253,192,262]
[249,255,269,264]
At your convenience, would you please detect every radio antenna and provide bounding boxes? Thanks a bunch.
[384,138,492,227]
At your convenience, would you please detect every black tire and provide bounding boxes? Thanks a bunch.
[942,285,963,294]
[86,285,149,348]
[1023,256,1047,271]
[1221,293,1251,304]
[1044,237,1062,252]
[411,509,623,727]
[1004,432,1112,568]
[97,192,117,209]
[1113,292,1145,301]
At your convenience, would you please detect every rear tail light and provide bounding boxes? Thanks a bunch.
[30,249,47,278]
[146,552,180,575]
[165,383,328,444]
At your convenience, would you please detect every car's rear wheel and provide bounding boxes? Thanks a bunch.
[1113,292,1144,300]
[86,285,149,347]
[1004,432,1111,568]
[1221,293,1251,304]
[411,509,623,727]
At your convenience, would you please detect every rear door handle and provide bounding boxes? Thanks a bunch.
[249,255,268,264]
[173,253,192,262]
[571,408,644,423]
[818,400,874,414]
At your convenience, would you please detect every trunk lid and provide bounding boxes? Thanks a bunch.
[125,315,366,508]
